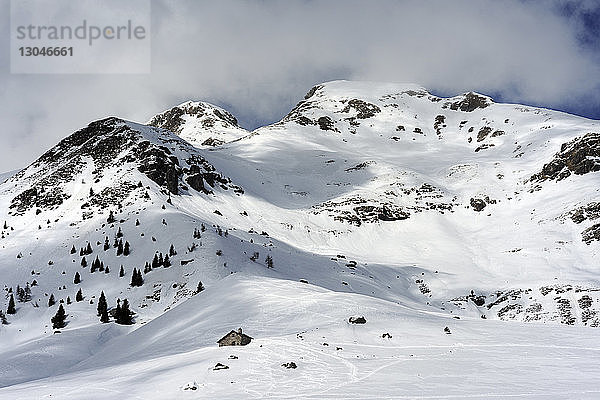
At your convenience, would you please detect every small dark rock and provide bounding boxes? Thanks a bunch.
[470,198,486,212]
[349,316,367,324]
[213,363,229,371]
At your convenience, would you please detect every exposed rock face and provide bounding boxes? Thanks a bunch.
[283,100,318,126]
[318,116,335,131]
[9,118,136,215]
[341,99,381,119]
[445,92,491,112]
[568,202,600,224]
[304,85,323,100]
[135,142,182,195]
[148,106,186,133]
[201,137,225,147]
[477,127,492,142]
[582,224,600,244]
[530,133,600,182]
[352,205,410,222]
[148,102,240,133]
[147,101,247,148]
[434,115,446,138]
[470,198,486,212]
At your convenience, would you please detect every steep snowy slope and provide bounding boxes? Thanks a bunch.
[1,81,599,399]
[199,80,600,322]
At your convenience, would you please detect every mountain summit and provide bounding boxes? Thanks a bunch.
[148,101,249,147]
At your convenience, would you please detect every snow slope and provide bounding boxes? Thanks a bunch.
[1,80,599,398]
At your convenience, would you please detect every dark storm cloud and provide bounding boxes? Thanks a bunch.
[1,0,599,172]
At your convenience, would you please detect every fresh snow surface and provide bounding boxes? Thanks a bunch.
[0,170,20,184]
[1,80,599,399]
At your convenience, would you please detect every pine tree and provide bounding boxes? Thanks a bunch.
[116,239,123,256]
[104,237,110,251]
[143,262,151,274]
[116,299,133,325]
[196,281,204,293]
[81,257,87,269]
[70,245,77,254]
[115,299,122,323]
[89,187,94,197]
[7,294,16,314]
[201,223,206,232]
[163,254,171,268]
[116,227,123,238]
[135,219,140,226]
[169,244,177,256]
[119,265,125,277]
[152,254,160,269]
[91,256,101,273]
[100,306,109,323]
[158,252,164,266]
[3,220,7,229]
[123,241,130,256]
[76,289,83,302]
[99,262,105,272]
[48,294,56,307]
[51,304,66,329]
[129,269,144,287]
[130,269,138,287]
[74,272,81,284]
[66,296,72,305]
[97,291,107,317]
[86,242,93,255]
[0,310,7,324]
[107,210,115,223]
[265,254,274,268]
[24,283,31,302]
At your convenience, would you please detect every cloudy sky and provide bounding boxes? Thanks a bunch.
[1,0,599,172]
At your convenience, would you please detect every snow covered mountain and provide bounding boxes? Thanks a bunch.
[147,101,249,147]
[1,81,599,399]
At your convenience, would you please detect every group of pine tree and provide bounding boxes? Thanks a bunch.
[96,291,132,325]
[3,215,226,330]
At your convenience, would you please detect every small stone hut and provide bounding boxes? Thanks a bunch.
[217,328,253,347]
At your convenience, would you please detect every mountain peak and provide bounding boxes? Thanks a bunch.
[4,118,242,219]
[148,101,248,147]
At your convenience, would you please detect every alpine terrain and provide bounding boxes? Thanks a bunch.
[1,81,599,399]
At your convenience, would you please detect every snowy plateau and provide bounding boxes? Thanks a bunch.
[1,80,600,399]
